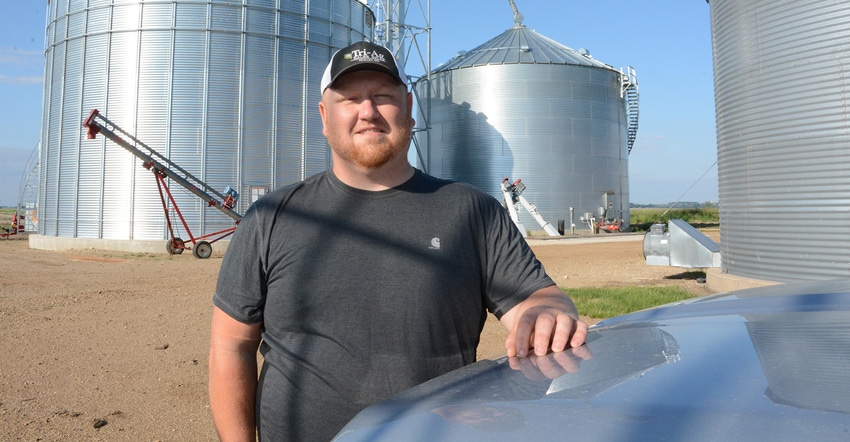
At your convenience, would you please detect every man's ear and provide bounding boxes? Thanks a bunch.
[318,101,328,137]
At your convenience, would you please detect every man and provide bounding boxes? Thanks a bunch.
[209,41,588,441]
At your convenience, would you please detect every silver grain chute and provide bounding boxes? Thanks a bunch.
[644,219,720,268]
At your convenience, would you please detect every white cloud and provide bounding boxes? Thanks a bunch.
[0,46,44,77]
[0,74,42,85]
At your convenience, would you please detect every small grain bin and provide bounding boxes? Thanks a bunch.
[413,22,637,233]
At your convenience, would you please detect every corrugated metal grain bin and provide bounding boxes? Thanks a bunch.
[413,24,634,232]
[711,0,850,281]
[37,0,373,243]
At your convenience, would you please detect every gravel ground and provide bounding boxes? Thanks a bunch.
[0,230,715,441]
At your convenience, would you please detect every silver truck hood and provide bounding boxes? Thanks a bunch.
[335,280,850,441]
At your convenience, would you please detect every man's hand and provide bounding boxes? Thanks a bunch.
[500,285,589,358]
[507,346,593,381]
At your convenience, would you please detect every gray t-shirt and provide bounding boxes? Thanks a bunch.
[213,169,555,441]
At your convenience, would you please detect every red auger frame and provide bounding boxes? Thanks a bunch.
[83,109,242,258]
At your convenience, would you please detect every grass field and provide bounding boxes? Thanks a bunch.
[630,207,719,232]
[568,284,701,319]
[0,208,14,227]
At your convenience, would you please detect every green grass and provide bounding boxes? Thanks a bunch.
[0,207,14,222]
[567,285,698,319]
[630,208,719,232]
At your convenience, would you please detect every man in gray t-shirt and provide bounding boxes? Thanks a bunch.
[208,41,589,442]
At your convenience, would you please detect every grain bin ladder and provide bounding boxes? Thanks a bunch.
[83,109,242,259]
[620,66,639,154]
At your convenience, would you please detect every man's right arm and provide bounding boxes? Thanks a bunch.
[209,305,263,441]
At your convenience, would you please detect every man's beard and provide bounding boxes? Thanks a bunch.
[331,118,413,169]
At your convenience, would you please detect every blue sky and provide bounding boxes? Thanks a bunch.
[0,1,717,208]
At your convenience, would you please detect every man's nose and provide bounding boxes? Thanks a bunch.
[358,98,379,119]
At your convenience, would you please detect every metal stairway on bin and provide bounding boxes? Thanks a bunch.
[620,66,640,154]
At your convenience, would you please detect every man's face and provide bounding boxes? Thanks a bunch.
[319,70,414,169]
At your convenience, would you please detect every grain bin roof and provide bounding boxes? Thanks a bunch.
[434,25,614,72]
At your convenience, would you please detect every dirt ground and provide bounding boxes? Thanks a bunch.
[0,231,716,441]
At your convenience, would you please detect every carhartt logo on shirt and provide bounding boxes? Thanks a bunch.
[429,237,441,250]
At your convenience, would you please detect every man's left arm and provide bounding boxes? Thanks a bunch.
[500,285,589,358]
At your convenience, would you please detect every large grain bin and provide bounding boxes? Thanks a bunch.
[413,23,636,233]
[36,0,373,249]
[710,0,850,281]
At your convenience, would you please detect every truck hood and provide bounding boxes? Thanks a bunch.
[335,279,850,441]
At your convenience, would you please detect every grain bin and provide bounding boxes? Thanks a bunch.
[36,0,373,247]
[710,0,850,281]
[413,23,637,233]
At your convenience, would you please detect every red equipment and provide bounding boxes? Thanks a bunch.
[597,218,627,233]
[83,109,242,258]
[1,212,18,238]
